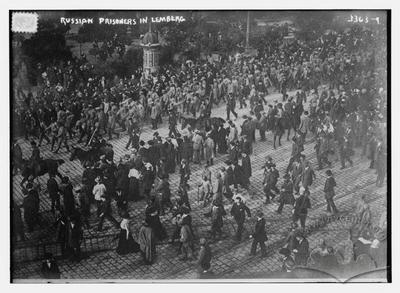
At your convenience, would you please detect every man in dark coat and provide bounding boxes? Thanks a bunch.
[226,93,238,120]
[225,161,235,187]
[59,176,76,218]
[116,160,130,203]
[138,220,156,265]
[228,142,240,164]
[156,176,173,215]
[269,164,280,194]
[230,195,251,241]
[293,188,311,229]
[164,138,176,173]
[240,136,253,155]
[168,111,178,137]
[47,173,60,213]
[65,217,83,261]
[198,238,213,277]
[240,152,252,189]
[258,112,268,141]
[286,134,304,174]
[210,200,225,240]
[29,141,41,174]
[126,120,139,150]
[232,162,243,189]
[13,200,25,241]
[293,232,309,266]
[40,253,61,279]
[277,174,295,214]
[23,182,40,232]
[301,161,316,191]
[97,193,119,231]
[323,169,339,214]
[216,125,228,154]
[179,159,191,186]
[250,210,267,257]
[76,181,91,229]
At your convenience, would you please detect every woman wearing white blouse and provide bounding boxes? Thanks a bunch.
[116,212,140,255]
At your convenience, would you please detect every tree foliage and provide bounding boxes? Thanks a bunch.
[294,11,335,40]
[20,19,73,84]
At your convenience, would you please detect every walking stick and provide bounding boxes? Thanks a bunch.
[87,128,98,146]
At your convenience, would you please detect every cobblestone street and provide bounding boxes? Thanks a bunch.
[11,89,387,281]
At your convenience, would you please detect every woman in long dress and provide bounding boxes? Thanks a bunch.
[145,197,168,241]
[138,220,156,265]
[116,212,140,255]
[128,166,141,201]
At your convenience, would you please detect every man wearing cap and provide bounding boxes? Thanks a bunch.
[250,210,267,257]
[323,170,338,214]
[230,195,251,241]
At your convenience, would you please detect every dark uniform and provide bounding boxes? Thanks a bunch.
[47,174,60,212]
[293,193,311,229]
[250,216,267,256]
[230,200,251,241]
[324,174,338,214]
[277,178,295,214]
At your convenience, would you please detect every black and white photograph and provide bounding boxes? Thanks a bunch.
[9,8,390,283]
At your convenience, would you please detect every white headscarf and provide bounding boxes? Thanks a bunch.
[120,218,130,239]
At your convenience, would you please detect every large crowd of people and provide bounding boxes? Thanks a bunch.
[12,23,387,279]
